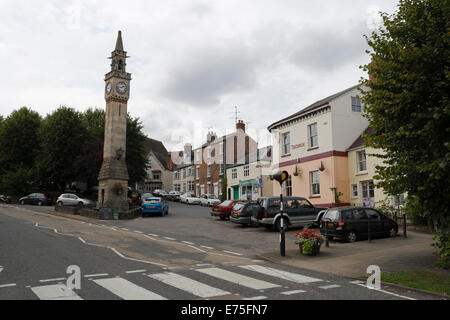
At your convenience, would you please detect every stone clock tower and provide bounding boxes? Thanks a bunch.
[98,31,131,213]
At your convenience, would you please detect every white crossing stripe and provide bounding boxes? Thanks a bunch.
[240,265,322,284]
[31,284,83,300]
[93,277,166,300]
[319,284,341,289]
[281,289,307,295]
[148,272,230,298]
[244,296,267,300]
[197,268,280,290]
[84,273,109,278]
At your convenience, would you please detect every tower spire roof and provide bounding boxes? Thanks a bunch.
[115,30,124,51]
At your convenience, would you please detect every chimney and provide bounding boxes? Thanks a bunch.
[236,120,245,132]
[206,131,217,143]
[184,143,192,163]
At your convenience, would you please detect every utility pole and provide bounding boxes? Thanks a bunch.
[273,171,289,257]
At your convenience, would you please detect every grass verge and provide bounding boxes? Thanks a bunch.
[378,270,450,295]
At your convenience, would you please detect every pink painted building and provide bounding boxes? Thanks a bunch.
[268,85,369,207]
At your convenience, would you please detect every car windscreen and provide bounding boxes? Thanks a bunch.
[323,209,340,221]
[219,200,232,207]
[209,195,218,199]
[232,203,246,211]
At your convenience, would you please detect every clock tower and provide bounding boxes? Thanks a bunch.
[98,30,131,213]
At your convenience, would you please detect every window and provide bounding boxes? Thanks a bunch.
[182,169,186,179]
[310,171,320,196]
[285,177,292,196]
[174,171,179,180]
[188,181,195,192]
[243,165,249,177]
[220,164,224,175]
[282,132,290,155]
[308,123,318,148]
[231,168,238,179]
[207,165,211,178]
[183,183,187,193]
[351,96,361,112]
[152,171,161,180]
[356,150,367,172]
[365,209,381,220]
[196,149,201,162]
[196,166,200,179]
[351,184,358,198]
[174,184,180,192]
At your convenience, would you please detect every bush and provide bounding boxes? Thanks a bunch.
[432,232,450,270]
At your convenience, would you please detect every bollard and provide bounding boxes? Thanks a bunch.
[368,218,371,243]
[403,214,407,238]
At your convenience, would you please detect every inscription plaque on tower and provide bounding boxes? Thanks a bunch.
[97,31,131,214]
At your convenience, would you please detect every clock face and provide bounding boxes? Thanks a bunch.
[106,82,112,94]
[116,82,128,94]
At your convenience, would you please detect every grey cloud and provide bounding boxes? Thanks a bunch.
[162,45,261,107]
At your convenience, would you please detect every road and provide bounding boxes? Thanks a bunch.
[0,202,436,300]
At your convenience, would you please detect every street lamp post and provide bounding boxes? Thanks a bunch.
[273,171,289,257]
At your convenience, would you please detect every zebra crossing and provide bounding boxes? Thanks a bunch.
[22,264,344,300]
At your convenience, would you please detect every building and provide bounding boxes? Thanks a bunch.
[172,144,195,194]
[347,126,406,208]
[226,146,273,200]
[193,121,258,199]
[268,84,369,207]
[136,138,173,193]
[97,31,131,212]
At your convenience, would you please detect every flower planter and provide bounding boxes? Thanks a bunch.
[298,244,321,256]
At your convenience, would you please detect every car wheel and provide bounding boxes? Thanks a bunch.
[38,201,43,206]
[57,201,63,207]
[388,227,397,237]
[345,230,358,243]
[20,200,25,205]
[275,217,289,232]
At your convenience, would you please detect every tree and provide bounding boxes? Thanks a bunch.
[126,115,149,185]
[360,1,449,228]
[0,107,42,194]
[37,106,87,190]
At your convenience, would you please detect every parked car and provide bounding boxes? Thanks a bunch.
[0,194,11,204]
[19,193,53,206]
[200,194,221,207]
[251,196,327,231]
[180,192,201,205]
[230,202,260,226]
[210,200,248,220]
[319,207,398,242]
[56,193,94,207]
[166,191,182,202]
[152,189,168,198]
[141,196,168,217]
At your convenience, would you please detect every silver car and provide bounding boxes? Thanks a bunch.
[56,193,94,207]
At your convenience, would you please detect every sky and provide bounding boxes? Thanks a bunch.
[0,0,399,152]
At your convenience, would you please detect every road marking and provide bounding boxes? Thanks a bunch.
[197,268,280,290]
[281,289,307,295]
[134,231,144,234]
[163,237,176,241]
[222,250,243,256]
[239,265,322,284]
[352,282,416,300]
[148,272,230,298]
[0,265,3,273]
[319,284,341,289]
[84,273,109,278]
[349,280,365,284]
[120,228,129,231]
[93,277,166,300]
[108,248,167,267]
[244,296,267,300]
[39,278,66,283]
[0,283,16,288]
[195,264,212,267]
[148,234,159,237]
[181,241,195,245]
[125,269,147,274]
[200,246,214,250]
[31,284,83,300]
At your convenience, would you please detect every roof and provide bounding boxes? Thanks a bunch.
[143,137,170,170]
[347,126,374,151]
[115,31,124,51]
[268,84,360,131]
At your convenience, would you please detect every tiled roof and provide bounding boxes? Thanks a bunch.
[347,126,374,151]
[143,137,170,170]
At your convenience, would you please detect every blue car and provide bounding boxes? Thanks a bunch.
[141,197,169,217]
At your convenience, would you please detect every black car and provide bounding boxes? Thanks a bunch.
[19,193,53,206]
[319,206,398,242]
[251,196,327,231]
[230,202,259,226]
[0,194,11,204]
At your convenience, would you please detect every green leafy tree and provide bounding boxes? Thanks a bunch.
[126,115,149,186]
[37,106,87,190]
[0,107,42,194]
[360,0,450,230]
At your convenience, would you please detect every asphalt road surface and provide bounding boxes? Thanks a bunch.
[0,202,437,300]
